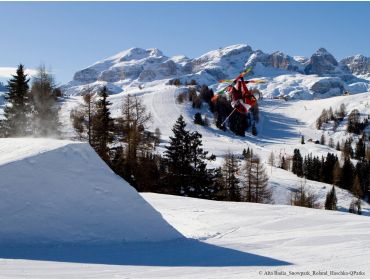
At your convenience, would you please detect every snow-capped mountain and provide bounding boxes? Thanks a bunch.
[304,48,352,80]
[62,44,370,98]
[341,54,370,76]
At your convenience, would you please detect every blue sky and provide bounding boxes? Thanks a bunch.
[0,1,369,84]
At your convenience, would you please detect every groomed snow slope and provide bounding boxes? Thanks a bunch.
[1,193,369,278]
[0,138,182,244]
[143,193,370,278]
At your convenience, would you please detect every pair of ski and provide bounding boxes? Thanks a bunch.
[216,66,266,95]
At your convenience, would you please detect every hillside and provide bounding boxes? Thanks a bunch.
[59,82,370,213]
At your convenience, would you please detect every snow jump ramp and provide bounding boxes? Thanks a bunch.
[0,138,292,268]
[0,138,182,245]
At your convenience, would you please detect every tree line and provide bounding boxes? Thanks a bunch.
[288,148,369,214]
[69,83,272,202]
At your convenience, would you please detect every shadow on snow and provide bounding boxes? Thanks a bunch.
[0,238,292,267]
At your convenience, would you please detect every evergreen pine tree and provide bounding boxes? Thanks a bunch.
[90,86,114,162]
[339,157,355,190]
[303,154,312,179]
[325,186,337,210]
[188,131,216,198]
[320,133,326,145]
[163,115,191,194]
[292,149,303,177]
[355,137,366,159]
[355,160,370,201]
[321,153,338,184]
[3,64,31,136]
[242,148,248,159]
[193,112,204,125]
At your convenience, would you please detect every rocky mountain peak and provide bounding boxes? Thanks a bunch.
[305,48,339,76]
[341,54,370,75]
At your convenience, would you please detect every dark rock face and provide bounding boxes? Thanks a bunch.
[157,60,178,77]
[245,50,269,68]
[304,48,339,76]
[139,70,157,82]
[310,77,345,95]
[266,51,300,72]
[99,65,143,82]
[341,55,370,75]
[73,68,99,83]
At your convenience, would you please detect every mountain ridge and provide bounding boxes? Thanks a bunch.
[62,44,370,98]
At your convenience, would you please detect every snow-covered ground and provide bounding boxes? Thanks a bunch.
[0,138,181,245]
[1,193,369,278]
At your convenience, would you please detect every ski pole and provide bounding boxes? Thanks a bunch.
[221,108,237,126]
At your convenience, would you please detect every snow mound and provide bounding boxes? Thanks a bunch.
[0,138,182,245]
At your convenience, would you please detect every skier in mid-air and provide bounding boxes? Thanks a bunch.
[228,77,257,114]
[211,67,264,126]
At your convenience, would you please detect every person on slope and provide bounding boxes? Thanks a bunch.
[228,77,257,114]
